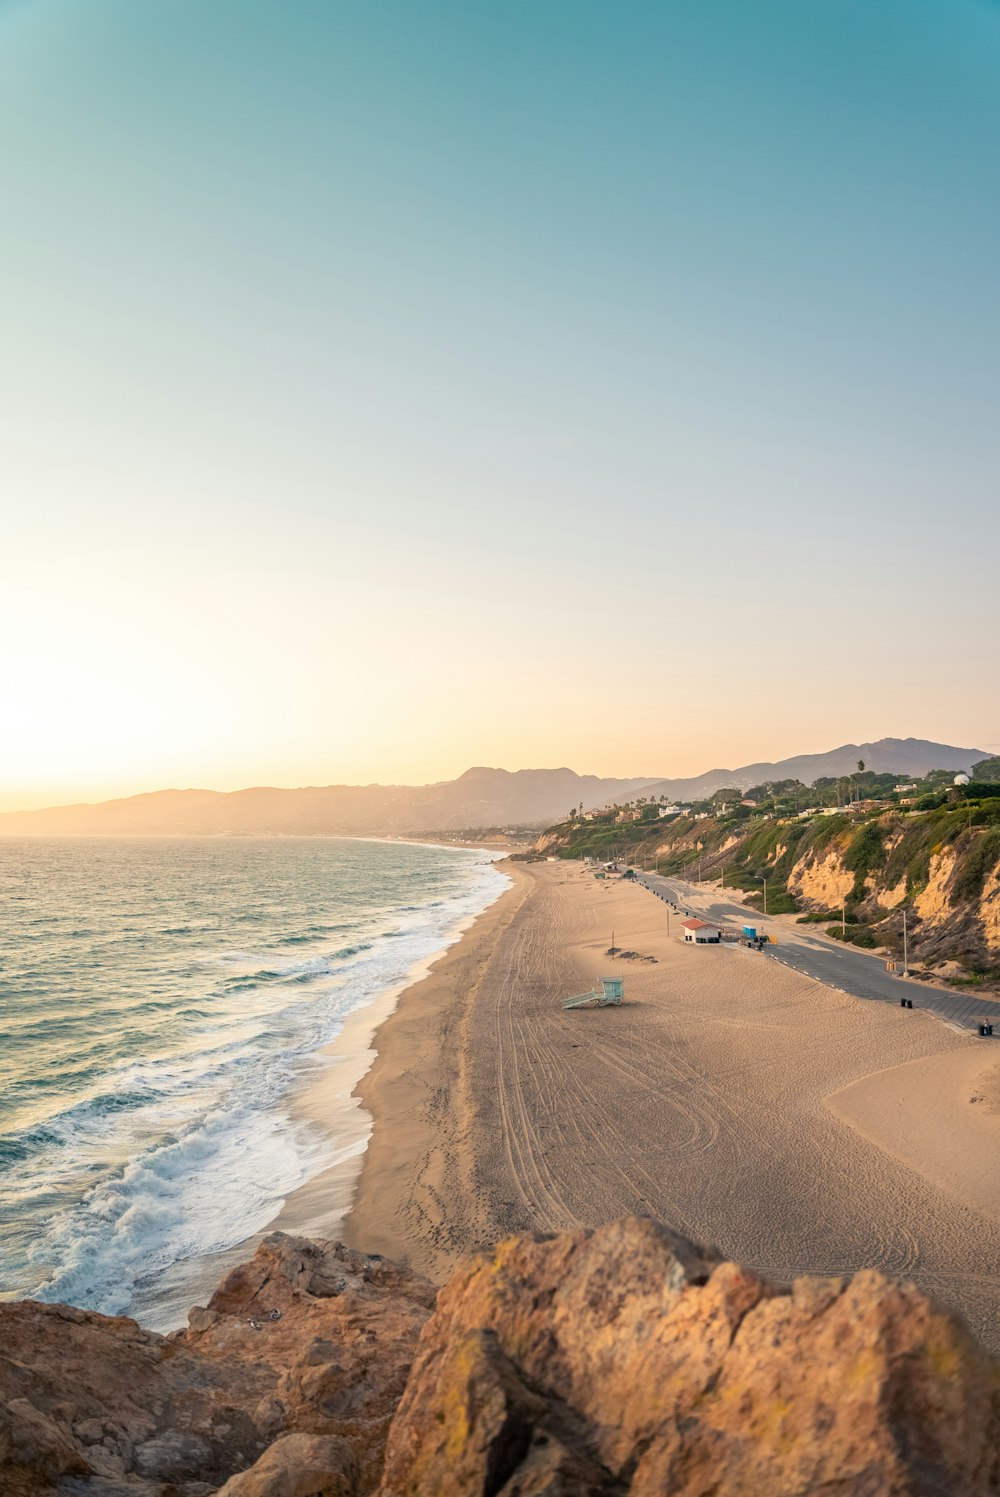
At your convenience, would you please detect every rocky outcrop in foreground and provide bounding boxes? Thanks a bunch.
[0,1235,434,1497]
[3,1219,999,1496]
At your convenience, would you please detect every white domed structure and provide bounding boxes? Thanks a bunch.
[954,773,970,786]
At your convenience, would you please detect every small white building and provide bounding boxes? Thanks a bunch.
[682,918,721,944]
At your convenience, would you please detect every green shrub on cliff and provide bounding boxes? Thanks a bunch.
[844,823,886,903]
[826,924,879,949]
[953,829,1000,902]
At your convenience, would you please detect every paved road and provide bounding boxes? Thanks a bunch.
[632,871,1000,1037]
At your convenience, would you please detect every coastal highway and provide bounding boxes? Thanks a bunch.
[633,871,1000,1037]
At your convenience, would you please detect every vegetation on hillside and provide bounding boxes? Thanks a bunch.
[537,768,1000,976]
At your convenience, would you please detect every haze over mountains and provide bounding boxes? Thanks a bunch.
[0,739,985,838]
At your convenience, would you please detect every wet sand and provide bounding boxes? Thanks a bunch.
[342,860,1000,1350]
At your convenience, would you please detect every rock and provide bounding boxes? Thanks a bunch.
[0,1233,434,1496]
[0,1396,93,1488]
[377,1217,1000,1496]
[3,1220,999,1496]
[215,1432,358,1496]
[134,1428,214,1478]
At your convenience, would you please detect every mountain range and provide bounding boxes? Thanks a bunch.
[632,736,987,805]
[0,739,985,837]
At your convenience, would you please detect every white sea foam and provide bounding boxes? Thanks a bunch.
[0,841,508,1323]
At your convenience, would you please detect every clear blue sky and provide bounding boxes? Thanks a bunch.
[2,0,998,806]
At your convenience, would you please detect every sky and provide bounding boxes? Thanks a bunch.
[2,0,999,810]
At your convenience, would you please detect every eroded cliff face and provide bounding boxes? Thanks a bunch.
[3,1220,1000,1497]
[982,862,1000,953]
[914,848,959,925]
[786,847,855,908]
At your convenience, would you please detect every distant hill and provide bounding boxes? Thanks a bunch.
[0,767,656,838]
[634,738,987,804]
[0,739,985,837]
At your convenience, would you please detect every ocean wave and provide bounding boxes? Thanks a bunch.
[273,924,352,945]
[1,841,510,1324]
[221,944,375,989]
[29,1101,321,1317]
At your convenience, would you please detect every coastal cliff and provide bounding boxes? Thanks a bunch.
[3,1220,999,1496]
[537,800,1000,976]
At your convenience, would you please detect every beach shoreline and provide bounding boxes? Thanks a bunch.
[114,842,513,1331]
[268,857,517,1249]
[338,859,1000,1350]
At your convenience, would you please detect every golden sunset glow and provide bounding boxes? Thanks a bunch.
[1,0,997,812]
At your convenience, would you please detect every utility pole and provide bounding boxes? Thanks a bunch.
[902,908,909,978]
[842,904,846,935]
[762,877,768,916]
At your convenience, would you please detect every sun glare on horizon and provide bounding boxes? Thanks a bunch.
[1,0,997,808]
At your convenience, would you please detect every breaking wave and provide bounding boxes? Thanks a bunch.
[0,837,508,1325]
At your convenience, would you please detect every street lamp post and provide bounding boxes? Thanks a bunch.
[756,874,768,916]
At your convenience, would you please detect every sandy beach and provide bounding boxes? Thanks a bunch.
[337,859,1000,1350]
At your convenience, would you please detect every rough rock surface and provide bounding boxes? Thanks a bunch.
[379,1217,1000,1496]
[0,1233,434,1497]
[3,1219,999,1496]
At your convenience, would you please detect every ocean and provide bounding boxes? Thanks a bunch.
[0,835,507,1327]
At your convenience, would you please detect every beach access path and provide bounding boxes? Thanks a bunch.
[344,861,1000,1351]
